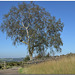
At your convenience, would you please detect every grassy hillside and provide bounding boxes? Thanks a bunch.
[19,55,75,74]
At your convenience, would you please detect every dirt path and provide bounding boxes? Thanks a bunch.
[0,67,20,74]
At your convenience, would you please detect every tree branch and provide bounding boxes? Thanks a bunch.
[19,36,28,45]
[22,22,25,28]
[30,34,34,39]
[21,40,28,45]
[20,11,30,30]
[32,42,42,48]
[14,15,24,29]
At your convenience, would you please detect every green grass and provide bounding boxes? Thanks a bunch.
[18,67,23,74]
[19,56,75,74]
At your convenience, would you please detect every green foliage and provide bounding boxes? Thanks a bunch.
[24,55,30,62]
[0,2,64,60]
[6,66,11,69]
[35,54,42,59]
[0,65,2,69]
[6,62,21,66]
[0,61,22,70]
[46,52,50,57]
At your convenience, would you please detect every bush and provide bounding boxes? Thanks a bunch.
[24,55,30,62]
[35,54,42,59]
[0,65,2,69]
[46,53,50,57]
[6,66,12,69]
[7,62,21,66]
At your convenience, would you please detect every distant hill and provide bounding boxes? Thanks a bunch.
[0,58,24,62]
[0,53,75,62]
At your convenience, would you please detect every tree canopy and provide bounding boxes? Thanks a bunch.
[0,2,64,60]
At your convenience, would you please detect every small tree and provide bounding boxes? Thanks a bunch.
[0,2,64,60]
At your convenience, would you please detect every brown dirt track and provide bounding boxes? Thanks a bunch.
[0,67,19,74]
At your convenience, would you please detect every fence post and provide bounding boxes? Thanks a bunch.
[4,61,6,69]
[21,61,24,67]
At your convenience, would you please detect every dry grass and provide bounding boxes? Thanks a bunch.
[19,56,75,74]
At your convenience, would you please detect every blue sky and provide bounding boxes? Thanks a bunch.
[0,1,75,58]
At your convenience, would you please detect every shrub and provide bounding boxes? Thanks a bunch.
[46,52,50,57]
[35,54,42,59]
[6,66,12,69]
[0,65,2,69]
[24,55,30,62]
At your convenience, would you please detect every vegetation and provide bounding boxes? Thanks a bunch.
[0,61,22,70]
[0,53,75,74]
[23,55,30,62]
[19,53,75,74]
[0,2,64,60]
[0,65,2,69]
[46,52,50,57]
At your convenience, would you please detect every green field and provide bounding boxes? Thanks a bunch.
[19,55,75,74]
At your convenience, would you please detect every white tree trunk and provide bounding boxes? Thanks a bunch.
[22,22,33,60]
[29,53,33,60]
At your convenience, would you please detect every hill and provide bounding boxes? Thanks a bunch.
[0,58,24,62]
[19,53,75,74]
